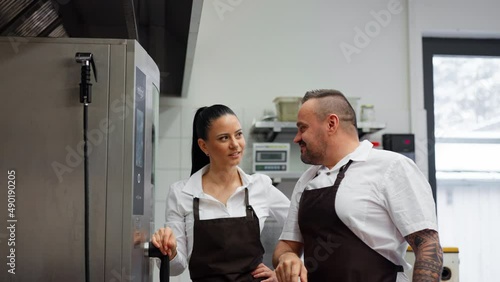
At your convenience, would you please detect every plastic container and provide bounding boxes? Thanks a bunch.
[360,104,375,122]
[273,96,302,121]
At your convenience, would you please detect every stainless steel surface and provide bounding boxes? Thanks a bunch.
[0,0,67,37]
[143,242,150,257]
[0,37,159,282]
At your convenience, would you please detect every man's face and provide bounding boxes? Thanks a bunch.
[293,100,327,165]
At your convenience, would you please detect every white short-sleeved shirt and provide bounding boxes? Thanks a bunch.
[166,165,291,276]
[280,140,438,277]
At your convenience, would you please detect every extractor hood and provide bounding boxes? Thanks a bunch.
[0,0,202,97]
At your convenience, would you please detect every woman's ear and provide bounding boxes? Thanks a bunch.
[198,138,208,155]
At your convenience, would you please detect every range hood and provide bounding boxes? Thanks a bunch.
[0,0,202,97]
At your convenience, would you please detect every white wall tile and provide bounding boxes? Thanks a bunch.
[158,105,182,138]
[154,200,167,230]
[155,169,181,201]
[157,138,181,169]
[180,137,193,170]
[181,105,198,138]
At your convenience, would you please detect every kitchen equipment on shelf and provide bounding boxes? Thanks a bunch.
[273,96,302,121]
[253,143,290,173]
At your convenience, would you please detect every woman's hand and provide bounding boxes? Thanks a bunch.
[252,263,278,282]
[151,227,178,261]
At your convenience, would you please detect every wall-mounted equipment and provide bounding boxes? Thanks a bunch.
[253,143,290,174]
[382,134,415,162]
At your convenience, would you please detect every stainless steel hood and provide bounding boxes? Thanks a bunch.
[0,0,67,37]
[0,0,203,97]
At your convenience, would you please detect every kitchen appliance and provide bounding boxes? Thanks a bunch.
[253,143,290,173]
[0,37,164,281]
[382,134,416,162]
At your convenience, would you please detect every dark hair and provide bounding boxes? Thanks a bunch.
[302,89,357,128]
[190,104,237,175]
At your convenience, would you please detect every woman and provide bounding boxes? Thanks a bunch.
[152,104,290,281]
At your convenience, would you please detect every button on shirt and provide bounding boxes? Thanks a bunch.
[166,165,291,276]
[280,140,438,271]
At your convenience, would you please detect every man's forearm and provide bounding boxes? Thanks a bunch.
[405,229,443,282]
[272,240,302,268]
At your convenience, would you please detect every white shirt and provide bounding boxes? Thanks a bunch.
[166,165,291,276]
[280,140,438,280]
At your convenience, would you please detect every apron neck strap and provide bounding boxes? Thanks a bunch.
[193,197,201,221]
[333,160,353,187]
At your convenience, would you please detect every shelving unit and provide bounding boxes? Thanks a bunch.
[250,120,386,141]
[356,121,387,138]
[250,121,296,142]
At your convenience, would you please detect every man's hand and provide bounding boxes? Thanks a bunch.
[273,240,307,282]
[275,252,307,282]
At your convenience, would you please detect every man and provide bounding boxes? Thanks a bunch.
[273,89,443,282]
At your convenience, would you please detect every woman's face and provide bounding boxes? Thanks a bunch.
[199,114,246,167]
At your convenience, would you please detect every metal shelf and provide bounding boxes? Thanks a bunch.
[250,121,296,142]
[255,171,303,179]
[357,121,386,138]
[250,121,386,141]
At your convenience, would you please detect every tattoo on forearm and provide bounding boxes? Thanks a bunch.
[405,229,443,282]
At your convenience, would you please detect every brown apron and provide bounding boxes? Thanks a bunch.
[298,160,403,281]
[188,188,265,282]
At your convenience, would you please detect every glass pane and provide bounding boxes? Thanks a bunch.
[433,55,500,282]
[433,55,500,175]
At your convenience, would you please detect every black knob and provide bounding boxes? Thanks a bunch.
[441,266,452,281]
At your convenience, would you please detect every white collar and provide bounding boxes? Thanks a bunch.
[320,140,373,172]
[181,164,252,197]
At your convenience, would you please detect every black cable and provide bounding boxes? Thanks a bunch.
[76,53,94,282]
[84,102,90,282]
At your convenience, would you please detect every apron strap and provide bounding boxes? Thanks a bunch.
[193,197,200,221]
[193,188,252,220]
[333,160,353,187]
[244,188,254,218]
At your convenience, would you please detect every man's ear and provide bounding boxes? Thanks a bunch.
[327,114,339,132]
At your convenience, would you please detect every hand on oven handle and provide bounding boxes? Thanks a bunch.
[144,242,169,282]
